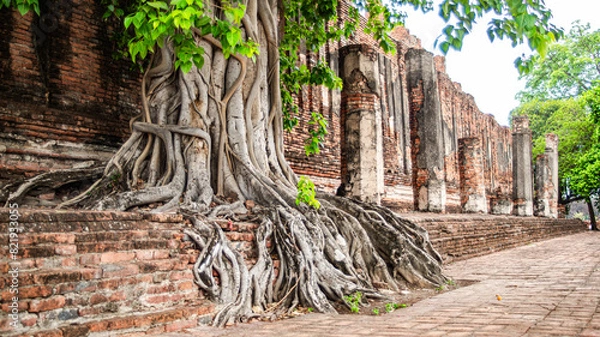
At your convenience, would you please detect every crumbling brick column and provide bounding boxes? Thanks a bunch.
[512,116,534,216]
[339,45,385,204]
[458,137,488,213]
[535,133,559,218]
[407,48,446,212]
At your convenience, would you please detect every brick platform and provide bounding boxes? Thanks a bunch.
[405,213,586,263]
[0,209,586,336]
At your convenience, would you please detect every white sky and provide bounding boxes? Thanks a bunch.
[403,0,600,126]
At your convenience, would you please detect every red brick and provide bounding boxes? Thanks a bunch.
[54,245,77,255]
[100,252,135,264]
[178,281,195,291]
[15,285,53,299]
[109,290,126,302]
[164,318,198,332]
[101,264,139,278]
[81,268,102,280]
[29,296,66,313]
[1,300,28,313]
[89,293,108,305]
[33,330,63,337]
[21,313,38,327]
[60,325,90,337]
[79,253,102,265]
[33,270,81,285]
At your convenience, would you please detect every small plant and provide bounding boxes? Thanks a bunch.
[307,307,314,313]
[395,303,408,309]
[110,172,121,183]
[296,176,321,209]
[385,302,395,313]
[435,285,445,292]
[445,279,456,286]
[372,307,380,315]
[305,111,328,156]
[343,291,362,314]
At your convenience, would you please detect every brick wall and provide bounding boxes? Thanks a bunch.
[436,66,513,211]
[0,210,258,336]
[406,213,586,263]
[0,2,140,185]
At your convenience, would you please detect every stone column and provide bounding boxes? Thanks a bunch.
[534,134,559,218]
[406,48,446,212]
[458,137,488,213]
[512,116,534,216]
[339,45,385,204]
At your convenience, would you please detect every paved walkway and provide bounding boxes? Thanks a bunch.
[168,232,600,337]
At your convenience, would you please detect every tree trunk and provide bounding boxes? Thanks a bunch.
[587,198,598,230]
[7,0,447,326]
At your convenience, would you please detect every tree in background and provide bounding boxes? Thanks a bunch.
[513,23,600,229]
[511,99,598,229]
[517,22,600,102]
[2,0,563,325]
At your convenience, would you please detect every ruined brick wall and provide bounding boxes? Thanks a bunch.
[435,58,512,213]
[406,214,586,263]
[0,2,140,185]
[0,210,263,336]
[1,1,516,214]
[283,1,420,196]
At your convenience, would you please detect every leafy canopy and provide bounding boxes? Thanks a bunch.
[513,20,600,204]
[517,22,600,102]
[511,89,600,203]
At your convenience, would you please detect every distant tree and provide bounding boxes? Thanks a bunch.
[517,22,600,102]
[511,96,599,229]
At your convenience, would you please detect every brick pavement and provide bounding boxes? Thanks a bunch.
[164,232,600,337]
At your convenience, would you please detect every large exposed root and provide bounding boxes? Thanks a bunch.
[2,162,104,207]
[184,192,446,327]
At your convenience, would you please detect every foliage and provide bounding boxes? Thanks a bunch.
[510,94,599,203]
[305,112,328,156]
[518,22,600,102]
[295,176,321,209]
[434,0,562,70]
[372,307,380,315]
[343,291,362,313]
[1,0,39,15]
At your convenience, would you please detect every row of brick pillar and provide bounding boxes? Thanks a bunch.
[338,44,559,217]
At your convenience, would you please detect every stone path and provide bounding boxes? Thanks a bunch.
[164,232,600,337]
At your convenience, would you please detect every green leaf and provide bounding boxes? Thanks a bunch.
[180,61,192,73]
[440,41,450,54]
[17,3,28,15]
[147,1,168,10]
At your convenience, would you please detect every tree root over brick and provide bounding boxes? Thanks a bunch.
[5,0,446,326]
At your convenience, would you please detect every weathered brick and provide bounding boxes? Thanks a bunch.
[100,252,135,264]
[60,325,90,337]
[29,296,66,313]
[33,330,63,337]
[15,285,53,299]
[101,264,139,278]
[54,245,77,256]
[164,318,198,332]
[79,253,101,265]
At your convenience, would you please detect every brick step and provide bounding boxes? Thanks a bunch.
[4,304,213,337]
